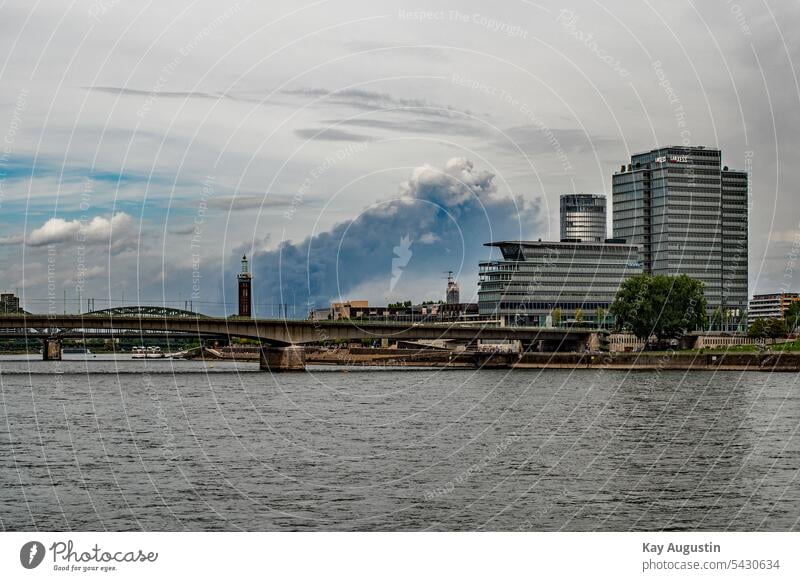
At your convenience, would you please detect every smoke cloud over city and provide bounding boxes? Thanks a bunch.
[247,158,540,310]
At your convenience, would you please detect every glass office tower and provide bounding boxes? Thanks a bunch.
[612,146,748,328]
[560,194,607,242]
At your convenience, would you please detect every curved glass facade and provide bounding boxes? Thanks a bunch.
[560,194,607,243]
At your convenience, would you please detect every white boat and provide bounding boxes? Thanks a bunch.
[63,347,92,355]
[131,346,166,359]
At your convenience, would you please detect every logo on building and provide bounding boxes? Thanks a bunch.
[655,155,689,164]
[20,541,45,569]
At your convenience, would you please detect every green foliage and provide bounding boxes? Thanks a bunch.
[748,317,788,339]
[747,318,766,338]
[595,307,606,328]
[574,308,584,322]
[785,301,800,333]
[768,318,788,338]
[610,273,707,341]
[551,308,562,327]
[388,301,412,308]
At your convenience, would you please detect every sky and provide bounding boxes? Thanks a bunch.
[0,0,798,316]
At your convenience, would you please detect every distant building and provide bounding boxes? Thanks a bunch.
[308,299,479,323]
[330,300,369,320]
[445,271,460,304]
[478,240,642,327]
[0,293,20,313]
[612,146,748,326]
[237,255,252,317]
[747,292,800,324]
[560,194,607,243]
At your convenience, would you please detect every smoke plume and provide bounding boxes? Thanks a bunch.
[247,158,539,311]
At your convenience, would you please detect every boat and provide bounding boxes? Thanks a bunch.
[62,347,92,355]
[131,346,166,359]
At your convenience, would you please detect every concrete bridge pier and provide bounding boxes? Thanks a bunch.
[259,345,306,372]
[42,338,62,361]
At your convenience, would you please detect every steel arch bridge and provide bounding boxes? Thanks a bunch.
[85,306,208,318]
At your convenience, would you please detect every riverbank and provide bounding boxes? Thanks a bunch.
[307,349,800,371]
[514,351,800,371]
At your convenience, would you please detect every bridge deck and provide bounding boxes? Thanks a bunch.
[0,314,593,346]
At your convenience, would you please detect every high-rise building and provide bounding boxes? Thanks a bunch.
[612,146,748,327]
[478,240,642,327]
[560,194,607,242]
[445,271,460,304]
[237,255,252,318]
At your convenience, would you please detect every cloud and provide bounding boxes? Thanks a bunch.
[342,42,453,63]
[282,87,477,119]
[27,212,135,249]
[497,125,620,156]
[86,86,222,100]
[168,224,198,236]
[0,235,24,245]
[205,194,297,211]
[322,116,486,137]
[418,232,440,244]
[294,127,375,143]
[246,158,539,308]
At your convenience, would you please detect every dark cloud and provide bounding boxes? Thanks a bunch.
[294,127,375,143]
[282,87,477,119]
[86,86,222,100]
[322,117,488,137]
[168,224,197,236]
[206,194,297,211]
[244,158,540,308]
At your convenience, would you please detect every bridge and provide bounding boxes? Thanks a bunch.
[0,307,596,371]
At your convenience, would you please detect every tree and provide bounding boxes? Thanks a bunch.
[785,301,800,334]
[595,307,606,329]
[710,306,723,331]
[551,308,562,327]
[574,308,584,323]
[766,317,788,339]
[748,318,767,339]
[610,273,707,342]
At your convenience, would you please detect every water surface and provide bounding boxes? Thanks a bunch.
[1,355,798,531]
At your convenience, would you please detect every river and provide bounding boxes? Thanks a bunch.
[1,355,798,531]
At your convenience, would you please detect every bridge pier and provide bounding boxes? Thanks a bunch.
[259,345,306,372]
[42,338,62,361]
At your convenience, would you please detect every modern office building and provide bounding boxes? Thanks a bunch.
[747,292,800,324]
[612,146,748,327]
[560,194,607,242]
[477,240,642,327]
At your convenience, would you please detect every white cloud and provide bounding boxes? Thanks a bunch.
[418,232,440,244]
[26,213,135,247]
[0,234,24,245]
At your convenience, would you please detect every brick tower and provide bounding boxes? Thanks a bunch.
[237,254,252,317]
